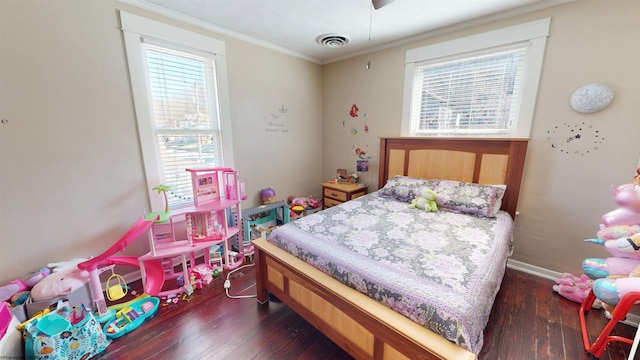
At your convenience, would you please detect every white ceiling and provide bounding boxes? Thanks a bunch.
[123,0,570,64]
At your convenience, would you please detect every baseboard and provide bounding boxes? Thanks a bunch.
[507,259,640,328]
[507,258,562,281]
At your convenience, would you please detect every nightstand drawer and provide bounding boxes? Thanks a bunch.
[351,191,366,200]
[324,187,347,202]
[320,182,369,210]
[324,197,342,208]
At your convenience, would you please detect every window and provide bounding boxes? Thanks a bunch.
[121,12,234,211]
[402,18,550,138]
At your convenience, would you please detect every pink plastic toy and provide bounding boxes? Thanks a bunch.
[581,174,640,306]
[78,215,163,320]
[0,267,51,303]
[612,183,640,212]
[0,280,27,303]
[601,207,640,227]
[600,182,640,227]
[23,268,51,287]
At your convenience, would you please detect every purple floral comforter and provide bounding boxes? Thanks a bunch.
[267,191,513,354]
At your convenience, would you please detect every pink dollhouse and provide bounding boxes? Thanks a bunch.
[138,167,246,296]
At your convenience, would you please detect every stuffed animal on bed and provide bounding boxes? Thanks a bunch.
[409,188,438,212]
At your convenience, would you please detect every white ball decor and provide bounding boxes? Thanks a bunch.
[570,83,614,113]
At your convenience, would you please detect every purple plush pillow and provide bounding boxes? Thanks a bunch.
[434,180,506,217]
[379,176,440,202]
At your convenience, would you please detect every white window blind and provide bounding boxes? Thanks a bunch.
[143,43,224,208]
[401,18,550,138]
[121,11,233,214]
[410,47,526,136]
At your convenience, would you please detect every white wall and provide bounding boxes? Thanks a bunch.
[322,0,640,274]
[1,0,638,285]
[0,0,322,282]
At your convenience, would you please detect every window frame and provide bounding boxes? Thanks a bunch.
[401,18,551,138]
[120,11,235,213]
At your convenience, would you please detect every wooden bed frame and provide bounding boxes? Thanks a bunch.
[253,137,529,360]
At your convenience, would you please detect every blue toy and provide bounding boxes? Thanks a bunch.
[103,296,159,339]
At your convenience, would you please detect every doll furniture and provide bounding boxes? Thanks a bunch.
[74,168,245,317]
[242,201,290,250]
[138,167,245,296]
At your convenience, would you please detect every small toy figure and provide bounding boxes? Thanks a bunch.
[261,188,276,204]
[287,195,320,210]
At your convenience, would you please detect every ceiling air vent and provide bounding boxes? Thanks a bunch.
[316,34,350,48]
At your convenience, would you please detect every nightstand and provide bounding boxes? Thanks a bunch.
[321,182,368,209]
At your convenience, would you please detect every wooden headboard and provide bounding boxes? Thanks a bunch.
[378,137,529,218]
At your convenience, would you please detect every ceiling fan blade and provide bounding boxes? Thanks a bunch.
[372,0,395,10]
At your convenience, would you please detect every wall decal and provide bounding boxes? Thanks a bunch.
[355,147,371,159]
[349,104,359,117]
[265,106,289,135]
[546,122,604,155]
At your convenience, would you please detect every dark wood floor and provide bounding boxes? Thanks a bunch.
[93,266,636,360]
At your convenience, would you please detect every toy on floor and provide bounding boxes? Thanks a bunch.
[287,195,320,210]
[105,269,128,301]
[77,215,163,322]
[582,256,640,280]
[23,301,111,360]
[0,267,50,303]
[0,280,27,304]
[287,195,321,219]
[103,296,160,339]
[30,267,90,302]
[580,168,640,307]
[585,225,640,259]
[189,264,215,289]
[552,272,602,308]
[290,205,305,218]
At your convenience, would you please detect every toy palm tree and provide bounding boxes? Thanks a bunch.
[152,184,171,213]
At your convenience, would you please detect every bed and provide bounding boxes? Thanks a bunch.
[252,137,529,360]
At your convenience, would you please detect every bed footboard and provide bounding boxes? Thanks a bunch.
[253,238,476,360]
